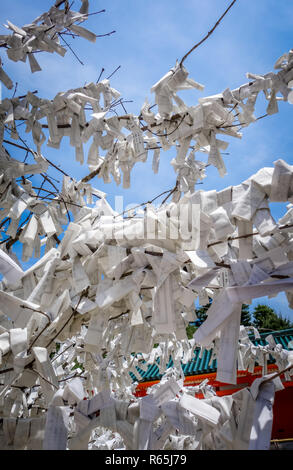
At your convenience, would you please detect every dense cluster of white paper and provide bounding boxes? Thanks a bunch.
[0,0,293,451]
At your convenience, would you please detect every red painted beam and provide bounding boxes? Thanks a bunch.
[134,364,281,396]
[134,365,293,440]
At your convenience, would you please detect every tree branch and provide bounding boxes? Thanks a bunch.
[180,0,237,66]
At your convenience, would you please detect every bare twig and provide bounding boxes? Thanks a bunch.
[114,185,179,219]
[261,364,293,385]
[35,177,46,199]
[28,323,51,353]
[208,222,293,248]
[0,217,10,230]
[12,81,18,98]
[0,213,32,249]
[3,138,35,156]
[51,342,76,363]
[80,165,102,183]
[58,372,87,382]
[45,287,89,348]
[219,113,269,130]
[58,33,84,65]
[81,9,106,18]
[109,309,130,321]
[106,65,121,80]
[96,30,116,38]
[3,138,70,180]
[142,113,189,138]
[97,67,105,83]
[26,307,52,353]
[0,367,14,376]
[55,0,68,8]
[32,368,59,390]
[39,173,72,221]
[29,193,82,209]
[44,157,71,178]
[180,0,237,66]
[161,181,179,205]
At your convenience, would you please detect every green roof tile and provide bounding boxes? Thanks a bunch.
[131,328,293,383]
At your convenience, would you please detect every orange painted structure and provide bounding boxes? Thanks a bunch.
[134,363,293,440]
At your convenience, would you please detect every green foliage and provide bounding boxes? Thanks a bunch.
[49,342,61,360]
[196,300,212,323]
[194,302,252,327]
[186,324,197,339]
[252,304,293,331]
[186,300,292,338]
[185,301,212,339]
[71,358,84,371]
[241,304,252,326]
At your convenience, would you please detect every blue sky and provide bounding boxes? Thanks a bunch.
[1,0,293,320]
